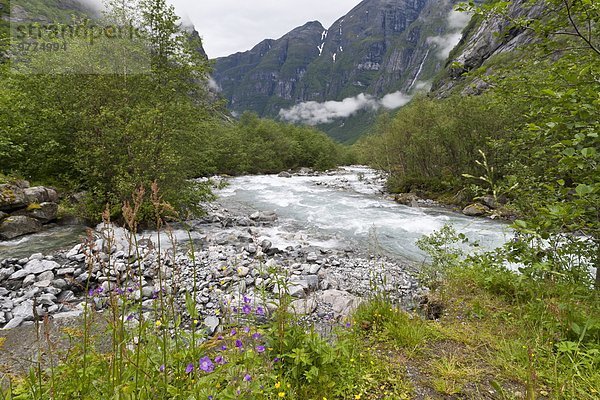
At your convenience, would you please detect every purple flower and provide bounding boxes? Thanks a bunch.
[159,364,165,372]
[217,335,224,340]
[126,314,135,321]
[273,357,281,363]
[252,332,262,340]
[220,344,227,351]
[115,287,125,295]
[243,374,252,382]
[199,356,215,373]
[242,304,252,314]
[256,345,265,353]
[215,355,226,365]
[185,363,194,374]
[243,326,251,333]
[256,307,265,316]
[230,328,237,336]
[243,295,251,304]
[232,306,238,313]
[208,396,214,400]
[235,339,243,348]
[345,322,352,328]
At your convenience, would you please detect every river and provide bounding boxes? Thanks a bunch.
[0,167,512,262]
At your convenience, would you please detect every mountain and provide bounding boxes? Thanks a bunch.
[212,0,467,141]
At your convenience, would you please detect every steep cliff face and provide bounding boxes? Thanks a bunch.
[213,21,325,116]
[432,0,541,95]
[213,0,464,120]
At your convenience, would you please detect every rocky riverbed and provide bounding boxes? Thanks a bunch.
[1,169,425,333]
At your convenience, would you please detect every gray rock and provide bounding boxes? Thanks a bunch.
[37,270,55,282]
[257,211,277,223]
[320,289,360,318]
[204,316,220,335]
[29,253,44,260]
[23,186,58,204]
[22,259,60,275]
[306,252,318,262]
[479,195,499,209]
[57,267,76,276]
[3,316,24,330]
[287,284,306,299]
[462,203,490,217]
[278,171,292,178]
[237,267,250,277]
[12,202,58,223]
[0,211,8,221]
[0,216,43,240]
[0,184,27,211]
[0,298,14,310]
[289,298,317,315]
[12,299,34,320]
[0,267,15,282]
[66,244,83,259]
[23,274,36,286]
[394,193,420,207]
[38,294,57,305]
[51,279,68,289]
[8,269,30,280]
[34,280,52,288]
[58,291,76,303]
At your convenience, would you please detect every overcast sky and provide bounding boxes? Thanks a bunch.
[168,0,363,58]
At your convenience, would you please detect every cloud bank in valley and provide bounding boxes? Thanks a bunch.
[427,10,472,59]
[278,91,411,125]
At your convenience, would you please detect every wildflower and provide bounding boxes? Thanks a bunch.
[155,320,162,328]
[220,344,227,351]
[217,335,224,340]
[244,374,252,382]
[278,392,285,398]
[345,322,351,328]
[235,339,243,348]
[159,364,165,372]
[199,356,215,373]
[273,357,281,363]
[115,287,125,295]
[256,345,265,353]
[243,326,251,333]
[215,355,226,365]
[232,306,238,313]
[256,306,265,316]
[126,314,135,321]
[242,304,252,314]
[208,396,213,400]
[185,363,194,374]
[354,394,361,399]
[275,382,281,389]
[230,328,237,336]
[252,332,262,340]
[243,295,251,304]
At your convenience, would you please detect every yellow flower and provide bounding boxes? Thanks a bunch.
[216,383,221,388]
[275,382,281,389]
[278,392,286,398]
[155,320,162,328]
[355,395,361,399]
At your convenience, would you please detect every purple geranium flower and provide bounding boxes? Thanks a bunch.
[243,326,251,333]
[199,356,215,373]
[256,307,265,316]
[243,295,251,304]
[256,345,265,353]
[215,355,226,365]
[243,374,252,382]
[242,304,252,314]
[235,339,243,348]
[185,363,194,374]
[273,357,281,363]
[230,328,237,336]
[220,344,227,351]
[159,364,165,372]
[252,332,262,340]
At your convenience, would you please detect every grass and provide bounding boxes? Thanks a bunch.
[1,195,598,399]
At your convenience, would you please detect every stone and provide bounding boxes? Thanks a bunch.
[12,299,34,321]
[306,252,318,262]
[34,280,52,288]
[287,284,306,299]
[0,211,7,221]
[8,269,30,280]
[38,294,57,306]
[260,240,272,251]
[0,267,15,282]
[0,216,42,240]
[66,244,83,259]
[58,291,76,303]
[3,317,24,330]
[289,298,317,315]
[278,171,292,178]
[29,253,44,260]
[57,267,76,276]
[37,270,55,282]
[51,279,68,289]
[257,211,277,223]
[22,274,36,286]
[204,316,220,335]
[479,195,499,209]
[12,202,58,223]
[394,193,419,207]
[237,267,250,277]
[320,290,360,318]
[22,259,60,275]
[462,203,490,217]
[23,186,58,204]
[0,184,27,211]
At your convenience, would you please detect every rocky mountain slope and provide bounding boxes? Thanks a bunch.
[212,0,465,133]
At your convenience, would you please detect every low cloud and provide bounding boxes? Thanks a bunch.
[207,77,221,92]
[428,10,472,59]
[279,91,411,125]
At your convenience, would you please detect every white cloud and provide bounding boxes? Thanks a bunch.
[427,10,472,60]
[279,91,411,125]
[207,77,221,92]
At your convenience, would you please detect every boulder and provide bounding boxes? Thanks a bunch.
[0,184,27,211]
[479,195,498,209]
[278,171,292,178]
[289,298,317,315]
[394,193,419,207]
[462,203,490,217]
[13,202,58,223]
[23,186,59,204]
[320,289,360,318]
[0,216,42,240]
[0,211,8,221]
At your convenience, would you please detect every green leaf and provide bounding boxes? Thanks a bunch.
[575,184,594,196]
